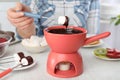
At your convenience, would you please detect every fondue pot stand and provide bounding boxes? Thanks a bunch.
[44,26,110,78]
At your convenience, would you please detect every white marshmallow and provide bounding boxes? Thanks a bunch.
[40,37,47,46]
[22,36,42,47]
[58,16,66,25]
[21,35,48,52]
[21,58,29,66]
[30,35,42,42]
[21,39,30,46]
[29,40,40,47]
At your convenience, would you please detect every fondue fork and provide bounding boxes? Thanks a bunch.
[22,6,54,19]
[0,62,22,78]
[17,8,54,30]
[0,56,34,78]
[0,59,15,64]
[0,56,16,64]
[16,6,53,19]
[0,52,25,63]
[0,56,14,60]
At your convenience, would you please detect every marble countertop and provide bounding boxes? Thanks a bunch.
[0,42,120,80]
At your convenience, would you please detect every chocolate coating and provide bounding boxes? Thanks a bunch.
[63,16,69,28]
[26,56,34,65]
[22,56,34,66]
[17,52,25,61]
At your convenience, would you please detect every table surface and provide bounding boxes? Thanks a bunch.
[0,42,120,80]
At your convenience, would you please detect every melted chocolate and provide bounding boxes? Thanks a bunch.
[17,52,25,61]
[48,28,83,34]
[63,16,69,28]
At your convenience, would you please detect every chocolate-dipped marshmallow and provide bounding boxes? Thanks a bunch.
[21,56,34,66]
[14,52,25,62]
[58,16,69,27]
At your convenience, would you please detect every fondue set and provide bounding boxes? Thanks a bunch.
[0,11,111,78]
[44,27,110,77]
[44,16,110,77]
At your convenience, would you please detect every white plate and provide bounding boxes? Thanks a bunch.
[83,34,104,47]
[83,40,103,47]
[0,57,36,71]
[93,51,120,61]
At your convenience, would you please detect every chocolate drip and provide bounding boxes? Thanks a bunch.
[63,16,69,28]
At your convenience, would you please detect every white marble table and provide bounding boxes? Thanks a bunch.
[0,42,120,80]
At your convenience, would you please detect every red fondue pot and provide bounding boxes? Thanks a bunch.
[44,26,110,78]
[44,26,110,53]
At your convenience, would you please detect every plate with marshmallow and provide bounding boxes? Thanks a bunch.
[0,52,36,71]
[83,34,104,47]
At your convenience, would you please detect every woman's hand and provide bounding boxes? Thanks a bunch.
[7,2,36,38]
[7,2,34,30]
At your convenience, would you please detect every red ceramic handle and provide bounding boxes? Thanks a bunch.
[84,32,111,45]
[0,68,12,78]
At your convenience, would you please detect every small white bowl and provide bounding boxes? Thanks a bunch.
[21,44,48,53]
[21,36,48,53]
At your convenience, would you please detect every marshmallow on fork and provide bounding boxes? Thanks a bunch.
[0,56,34,78]
[58,16,69,27]
[14,52,25,62]
[58,16,73,33]
[21,56,34,66]
[0,52,25,64]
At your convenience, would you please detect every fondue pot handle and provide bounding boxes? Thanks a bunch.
[84,32,111,45]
